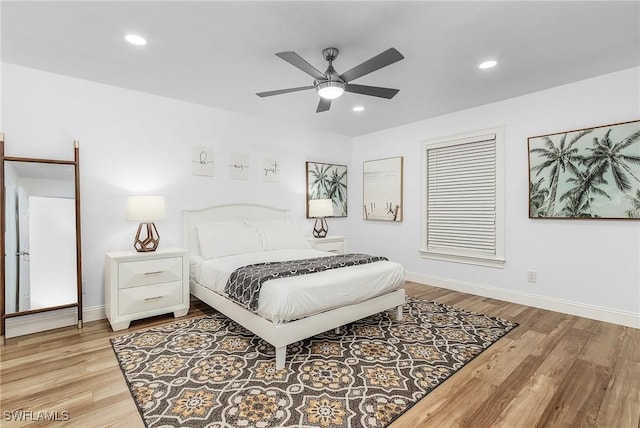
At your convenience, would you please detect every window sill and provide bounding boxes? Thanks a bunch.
[419,249,505,268]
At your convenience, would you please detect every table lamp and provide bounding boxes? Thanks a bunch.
[309,198,334,238]
[126,196,166,252]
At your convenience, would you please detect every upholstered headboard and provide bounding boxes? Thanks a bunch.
[182,203,290,257]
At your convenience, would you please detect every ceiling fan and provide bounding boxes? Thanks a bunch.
[256,47,404,113]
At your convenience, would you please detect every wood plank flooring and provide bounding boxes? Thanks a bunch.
[1,282,638,427]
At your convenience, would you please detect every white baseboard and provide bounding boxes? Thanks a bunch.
[406,272,640,329]
[4,305,106,339]
[84,305,107,323]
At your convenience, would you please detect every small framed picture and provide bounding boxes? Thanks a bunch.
[192,145,215,176]
[229,153,250,180]
[262,157,280,182]
[363,156,403,221]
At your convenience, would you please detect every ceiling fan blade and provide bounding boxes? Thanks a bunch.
[345,84,399,99]
[316,97,331,113]
[339,48,404,83]
[276,51,326,80]
[256,85,314,97]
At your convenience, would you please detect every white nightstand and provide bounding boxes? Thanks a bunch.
[307,235,346,254]
[104,248,189,331]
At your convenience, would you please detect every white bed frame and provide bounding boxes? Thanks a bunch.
[183,203,405,369]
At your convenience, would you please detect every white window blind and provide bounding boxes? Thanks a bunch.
[421,128,504,267]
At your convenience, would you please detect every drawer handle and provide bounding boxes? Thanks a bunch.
[144,270,164,276]
[144,296,164,301]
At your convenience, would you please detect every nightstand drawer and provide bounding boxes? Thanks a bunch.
[313,240,344,253]
[118,257,182,289]
[118,281,183,316]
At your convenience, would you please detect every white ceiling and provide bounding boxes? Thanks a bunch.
[2,1,639,137]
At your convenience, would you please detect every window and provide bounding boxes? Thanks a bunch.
[420,127,505,267]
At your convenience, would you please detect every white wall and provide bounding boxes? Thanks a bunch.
[1,63,352,321]
[2,62,638,333]
[19,177,75,199]
[350,67,640,327]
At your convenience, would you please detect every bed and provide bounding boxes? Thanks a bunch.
[183,203,406,369]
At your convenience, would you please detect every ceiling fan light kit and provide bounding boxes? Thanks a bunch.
[315,81,345,100]
[315,47,346,100]
[256,46,404,112]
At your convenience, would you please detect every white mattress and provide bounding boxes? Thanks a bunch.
[190,249,405,323]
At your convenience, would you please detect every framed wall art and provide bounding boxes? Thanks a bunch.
[363,156,403,221]
[528,119,640,219]
[191,145,215,176]
[306,161,347,217]
[229,153,250,180]
[262,157,280,182]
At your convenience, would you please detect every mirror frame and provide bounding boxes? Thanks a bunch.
[0,134,83,344]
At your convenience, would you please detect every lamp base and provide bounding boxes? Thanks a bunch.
[134,222,160,252]
[313,218,328,238]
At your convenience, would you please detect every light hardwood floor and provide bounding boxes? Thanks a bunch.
[1,282,638,427]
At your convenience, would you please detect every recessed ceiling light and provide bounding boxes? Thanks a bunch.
[125,34,147,46]
[352,106,365,112]
[478,60,497,69]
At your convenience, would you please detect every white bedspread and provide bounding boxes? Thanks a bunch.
[190,249,405,323]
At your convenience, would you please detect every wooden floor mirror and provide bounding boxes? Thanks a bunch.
[0,134,83,344]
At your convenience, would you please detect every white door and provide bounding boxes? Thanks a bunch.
[28,196,77,309]
[4,185,18,313]
[17,187,31,311]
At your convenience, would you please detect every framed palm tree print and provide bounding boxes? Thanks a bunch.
[528,119,640,219]
[306,161,347,217]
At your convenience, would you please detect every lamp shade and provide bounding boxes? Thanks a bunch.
[316,81,345,100]
[126,196,166,222]
[309,199,334,218]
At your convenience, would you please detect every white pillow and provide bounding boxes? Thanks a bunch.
[247,221,311,251]
[196,222,262,259]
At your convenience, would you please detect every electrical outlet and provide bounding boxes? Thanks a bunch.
[527,271,537,283]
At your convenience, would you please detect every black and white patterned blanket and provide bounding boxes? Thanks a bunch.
[224,253,388,310]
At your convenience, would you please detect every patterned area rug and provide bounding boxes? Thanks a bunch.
[111,297,517,427]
